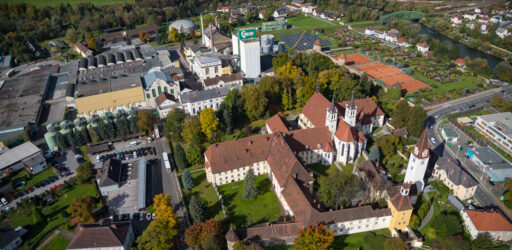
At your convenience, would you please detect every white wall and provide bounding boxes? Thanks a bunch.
[240,40,261,79]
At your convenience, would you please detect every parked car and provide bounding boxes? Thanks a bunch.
[152,213,156,220]
[1,197,8,205]
[140,213,144,221]
[146,213,152,221]
[53,163,62,167]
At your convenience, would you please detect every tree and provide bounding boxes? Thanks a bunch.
[188,195,205,223]
[369,146,381,162]
[169,27,180,42]
[241,86,268,121]
[272,53,289,72]
[295,225,334,250]
[491,94,504,108]
[471,57,488,74]
[185,220,223,250]
[139,32,150,43]
[32,205,43,224]
[218,89,242,134]
[428,212,462,239]
[243,169,258,199]
[137,194,179,249]
[181,116,203,143]
[174,144,187,170]
[471,233,497,249]
[377,135,400,160]
[88,37,96,51]
[186,139,203,165]
[409,214,420,230]
[494,61,512,82]
[76,161,94,184]
[384,237,408,250]
[282,87,293,111]
[390,100,427,137]
[94,38,103,52]
[66,195,95,224]
[105,121,117,139]
[137,110,155,134]
[503,179,512,209]
[182,169,194,189]
[258,76,281,104]
[200,108,220,139]
[129,118,139,134]
[317,167,360,209]
[65,28,78,44]
[164,109,185,141]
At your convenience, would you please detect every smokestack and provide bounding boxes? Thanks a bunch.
[201,14,204,45]
[215,14,219,28]
[210,25,214,53]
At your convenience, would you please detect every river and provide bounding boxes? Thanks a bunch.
[419,24,503,69]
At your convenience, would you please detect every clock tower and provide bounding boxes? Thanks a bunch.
[403,127,430,192]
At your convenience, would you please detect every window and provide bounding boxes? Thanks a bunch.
[152,89,156,98]
[158,86,162,94]
[215,66,219,73]
[205,68,209,75]
[164,87,168,93]
[171,89,174,94]
[146,94,150,99]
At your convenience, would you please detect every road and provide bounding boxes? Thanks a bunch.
[427,86,512,220]
[153,137,189,250]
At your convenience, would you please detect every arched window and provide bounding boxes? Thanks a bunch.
[152,89,156,98]
[164,87,168,93]
[158,86,162,94]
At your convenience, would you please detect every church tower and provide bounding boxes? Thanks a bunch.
[344,93,357,127]
[325,97,337,134]
[403,127,430,192]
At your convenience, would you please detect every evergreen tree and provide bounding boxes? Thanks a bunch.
[55,131,67,149]
[188,195,205,223]
[174,144,187,170]
[222,108,234,135]
[32,205,43,224]
[186,138,203,165]
[182,169,194,189]
[243,169,258,199]
[282,87,293,111]
[369,146,381,163]
[97,121,108,141]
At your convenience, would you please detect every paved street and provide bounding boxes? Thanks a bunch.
[427,87,512,220]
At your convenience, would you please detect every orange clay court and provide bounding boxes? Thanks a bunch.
[336,53,374,65]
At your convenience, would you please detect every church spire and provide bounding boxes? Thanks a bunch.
[330,96,335,112]
[316,81,321,93]
[349,92,355,109]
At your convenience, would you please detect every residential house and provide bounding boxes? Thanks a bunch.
[385,29,399,43]
[497,28,510,39]
[274,8,288,19]
[467,21,477,29]
[481,24,488,34]
[490,15,502,23]
[67,221,134,250]
[73,41,93,58]
[479,16,489,24]
[397,38,410,47]
[416,43,429,53]
[441,125,458,143]
[179,85,239,115]
[433,157,478,200]
[455,58,466,69]
[451,16,463,26]
[464,12,477,20]
[155,92,180,119]
[202,72,243,90]
[217,6,230,13]
[461,209,512,242]
[365,27,375,36]
[301,3,315,14]
[374,30,386,40]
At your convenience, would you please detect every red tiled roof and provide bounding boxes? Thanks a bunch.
[314,39,322,46]
[301,92,332,127]
[466,210,512,232]
[284,127,334,152]
[417,42,429,48]
[455,58,465,65]
[67,222,131,249]
[155,92,177,106]
[335,121,357,142]
[266,112,291,133]
[338,97,385,124]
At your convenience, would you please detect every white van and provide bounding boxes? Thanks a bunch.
[129,141,139,147]
[1,198,8,205]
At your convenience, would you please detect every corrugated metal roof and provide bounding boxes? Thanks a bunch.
[137,159,146,210]
[0,142,41,169]
[142,71,173,89]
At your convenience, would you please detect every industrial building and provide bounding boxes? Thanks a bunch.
[169,19,195,34]
[142,70,181,107]
[232,28,261,79]
[262,19,288,32]
[466,146,512,181]
[474,112,512,155]
[0,141,46,175]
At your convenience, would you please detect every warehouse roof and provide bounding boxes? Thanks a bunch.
[180,85,237,104]
[0,142,41,170]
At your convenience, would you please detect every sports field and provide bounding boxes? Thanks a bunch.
[4,0,132,7]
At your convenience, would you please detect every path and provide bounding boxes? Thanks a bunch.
[57,228,74,240]
[176,168,205,176]
[36,230,60,250]
[417,203,435,231]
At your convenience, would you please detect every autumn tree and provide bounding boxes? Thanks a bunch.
[139,32,149,43]
[243,169,258,199]
[188,195,205,223]
[185,220,223,250]
[317,167,360,209]
[137,194,178,249]
[295,225,334,250]
[182,169,195,189]
[169,27,180,42]
[65,28,78,44]
[66,195,95,224]
[164,109,185,141]
[173,143,187,170]
[200,108,220,139]
[76,161,94,184]
[258,76,281,104]
[384,237,408,250]
[282,87,294,111]
[491,94,504,108]
[377,134,400,160]
[88,37,96,50]
[137,110,155,134]
[241,86,268,120]
[181,116,203,143]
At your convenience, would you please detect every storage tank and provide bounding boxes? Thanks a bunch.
[46,122,60,132]
[44,131,57,149]
[260,34,274,54]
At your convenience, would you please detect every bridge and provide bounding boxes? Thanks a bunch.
[380,11,425,23]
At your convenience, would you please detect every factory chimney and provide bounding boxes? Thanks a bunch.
[210,25,214,53]
[200,13,204,45]
[215,14,219,28]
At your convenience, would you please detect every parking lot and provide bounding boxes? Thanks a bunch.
[89,138,157,169]
[0,150,79,212]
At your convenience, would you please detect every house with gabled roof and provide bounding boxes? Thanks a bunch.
[142,70,181,108]
[461,209,512,242]
[67,220,134,250]
[433,157,478,200]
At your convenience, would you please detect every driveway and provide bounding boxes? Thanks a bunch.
[1,150,79,212]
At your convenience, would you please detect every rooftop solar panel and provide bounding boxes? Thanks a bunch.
[279,32,331,51]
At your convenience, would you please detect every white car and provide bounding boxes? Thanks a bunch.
[430,137,436,144]
[0,198,7,205]
[133,151,138,158]
[152,213,156,220]
[146,213,152,221]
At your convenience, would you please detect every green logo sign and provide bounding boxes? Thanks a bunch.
[237,29,256,40]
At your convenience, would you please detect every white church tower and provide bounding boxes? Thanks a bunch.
[325,97,338,134]
[403,127,430,193]
[344,94,357,127]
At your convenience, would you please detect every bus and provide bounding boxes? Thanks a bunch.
[163,152,171,171]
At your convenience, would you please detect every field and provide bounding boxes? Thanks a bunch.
[287,15,336,29]
[3,0,132,7]
[181,171,224,221]
[7,183,99,249]
[44,235,70,250]
[218,175,281,228]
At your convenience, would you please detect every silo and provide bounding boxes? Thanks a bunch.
[44,131,57,149]
[260,34,274,54]
[278,42,286,53]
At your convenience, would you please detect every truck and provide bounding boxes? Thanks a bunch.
[163,152,171,171]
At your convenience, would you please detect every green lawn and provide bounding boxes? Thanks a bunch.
[44,235,69,250]
[333,229,391,249]
[11,168,57,193]
[3,0,132,7]
[7,183,99,249]
[218,175,281,228]
[412,71,482,94]
[182,171,224,221]
[287,15,335,29]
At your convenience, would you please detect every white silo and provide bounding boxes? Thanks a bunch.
[260,34,274,54]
